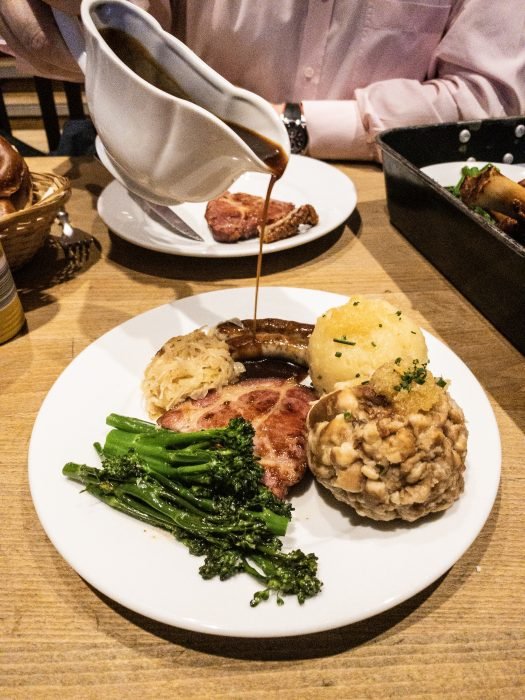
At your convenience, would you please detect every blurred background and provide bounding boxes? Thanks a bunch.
[0,50,91,155]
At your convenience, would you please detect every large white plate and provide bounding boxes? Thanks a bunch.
[420,160,525,186]
[28,287,501,638]
[97,156,356,257]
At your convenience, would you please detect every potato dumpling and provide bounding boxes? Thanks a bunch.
[308,296,428,394]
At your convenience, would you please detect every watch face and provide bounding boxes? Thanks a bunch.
[287,124,308,154]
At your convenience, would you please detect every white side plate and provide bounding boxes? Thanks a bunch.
[97,155,357,257]
[420,160,525,186]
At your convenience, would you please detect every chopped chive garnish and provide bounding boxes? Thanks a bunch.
[393,360,428,392]
[333,338,356,346]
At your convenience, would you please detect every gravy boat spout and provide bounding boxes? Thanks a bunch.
[55,0,290,205]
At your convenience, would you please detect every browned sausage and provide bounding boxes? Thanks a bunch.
[215,318,314,366]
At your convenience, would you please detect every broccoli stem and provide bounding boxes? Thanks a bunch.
[103,429,212,465]
[106,412,233,447]
[63,462,104,485]
[105,413,158,433]
[63,414,322,606]
[248,508,289,537]
[87,484,176,530]
[114,480,249,537]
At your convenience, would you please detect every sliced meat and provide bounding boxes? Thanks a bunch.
[158,377,316,498]
[205,191,294,242]
[262,204,318,243]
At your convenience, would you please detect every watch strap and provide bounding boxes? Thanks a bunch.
[284,103,303,122]
[282,102,308,155]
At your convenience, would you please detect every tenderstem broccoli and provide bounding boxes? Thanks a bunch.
[62,413,322,606]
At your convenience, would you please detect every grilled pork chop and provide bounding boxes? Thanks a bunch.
[158,377,316,498]
[205,191,294,242]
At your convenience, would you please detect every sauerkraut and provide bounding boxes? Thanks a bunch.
[143,328,245,419]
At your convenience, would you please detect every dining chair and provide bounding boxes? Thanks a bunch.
[33,77,86,151]
[0,76,95,155]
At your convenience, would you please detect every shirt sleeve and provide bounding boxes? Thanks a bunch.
[302,101,378,161]
[304,0,525,162]
[140,0,172,29]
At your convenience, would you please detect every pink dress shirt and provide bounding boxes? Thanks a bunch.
[163,0,525,161]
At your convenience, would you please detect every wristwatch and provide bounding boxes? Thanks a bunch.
[281,103,308,155]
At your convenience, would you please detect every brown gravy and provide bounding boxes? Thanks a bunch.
[99,26,288,330]
[241,358,308,382]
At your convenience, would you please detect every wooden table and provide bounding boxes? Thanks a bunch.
[2,156,523,699]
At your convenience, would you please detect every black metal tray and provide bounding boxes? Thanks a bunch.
[377,117,525,354]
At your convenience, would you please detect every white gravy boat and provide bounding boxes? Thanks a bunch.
[54,0,290,205]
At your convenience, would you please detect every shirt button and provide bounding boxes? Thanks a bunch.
[303,66,315,79]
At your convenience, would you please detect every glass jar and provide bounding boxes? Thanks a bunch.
[0,241,25,343]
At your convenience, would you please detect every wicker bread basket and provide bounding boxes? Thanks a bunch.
[0,171,71,270]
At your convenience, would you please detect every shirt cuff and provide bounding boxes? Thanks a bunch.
[302,100,377,161]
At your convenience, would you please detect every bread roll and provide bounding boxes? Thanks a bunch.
[0,135,32,217]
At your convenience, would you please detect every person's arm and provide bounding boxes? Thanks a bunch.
[302,0,525,162]
[0,0,172,81]
[0,0,83,81]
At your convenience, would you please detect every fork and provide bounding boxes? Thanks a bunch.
[56,208,93,261]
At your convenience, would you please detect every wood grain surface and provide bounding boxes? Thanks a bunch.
[1,156,523,700]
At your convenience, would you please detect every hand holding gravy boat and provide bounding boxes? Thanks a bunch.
[53,0,290,205]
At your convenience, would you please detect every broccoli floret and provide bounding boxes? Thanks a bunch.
[99,449,143,481]
[247,549,323,606]
[199,546,246,581]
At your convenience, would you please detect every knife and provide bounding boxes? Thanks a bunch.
[137,197,205,242]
